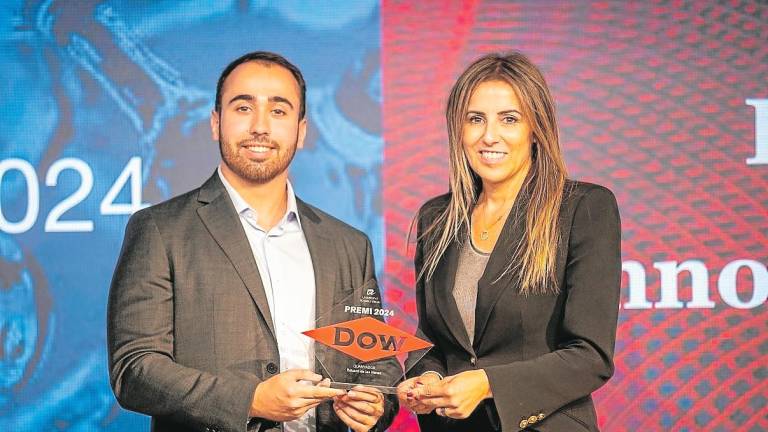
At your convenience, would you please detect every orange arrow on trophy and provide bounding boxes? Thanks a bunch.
[303,317,433,362]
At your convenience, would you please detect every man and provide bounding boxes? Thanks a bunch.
[107,51,398,432]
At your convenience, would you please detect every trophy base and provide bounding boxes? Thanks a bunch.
[329,381,398,395]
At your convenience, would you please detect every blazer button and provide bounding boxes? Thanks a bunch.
[470,356,476,366]
[266,362,278,374]
[519,419,528,429]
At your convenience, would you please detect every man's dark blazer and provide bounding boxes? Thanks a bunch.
[410,180,621,432]
[107,172,398,432]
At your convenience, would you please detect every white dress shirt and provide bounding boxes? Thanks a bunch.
[218,167,317,432]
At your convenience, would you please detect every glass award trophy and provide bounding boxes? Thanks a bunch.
[300,279,432,394]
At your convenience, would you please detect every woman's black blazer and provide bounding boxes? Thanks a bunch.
[410,180,621,432]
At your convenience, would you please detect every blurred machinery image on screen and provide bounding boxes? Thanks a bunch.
[1,1,381,430]
[1,1,767,431]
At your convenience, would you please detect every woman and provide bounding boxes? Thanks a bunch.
[396,52,621,431]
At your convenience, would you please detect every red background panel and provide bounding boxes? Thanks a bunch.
[381,1,768,430]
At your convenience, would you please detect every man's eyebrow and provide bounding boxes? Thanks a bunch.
[227,94,294,110]
[269,96,294,110]
[228,94,253,105]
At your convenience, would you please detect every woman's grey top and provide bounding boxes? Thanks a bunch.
[452,236,491,343]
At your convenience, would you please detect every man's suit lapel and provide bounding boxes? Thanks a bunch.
[296,199,338,326]
[297,200,352,432]
[196,172,276,339]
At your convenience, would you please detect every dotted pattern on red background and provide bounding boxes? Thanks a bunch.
[382,1,767,430]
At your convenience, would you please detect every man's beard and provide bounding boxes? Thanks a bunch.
[218,135,297,184]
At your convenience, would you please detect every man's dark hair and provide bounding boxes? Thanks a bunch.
[214,51,306,119]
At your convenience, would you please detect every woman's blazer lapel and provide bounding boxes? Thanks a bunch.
[473,196,527,348]
[428,195,529,355]
[431,236,475,355]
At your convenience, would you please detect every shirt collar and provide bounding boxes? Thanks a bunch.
[217,165,301,231]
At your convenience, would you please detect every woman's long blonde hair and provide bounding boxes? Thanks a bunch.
[419,52,568,295]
